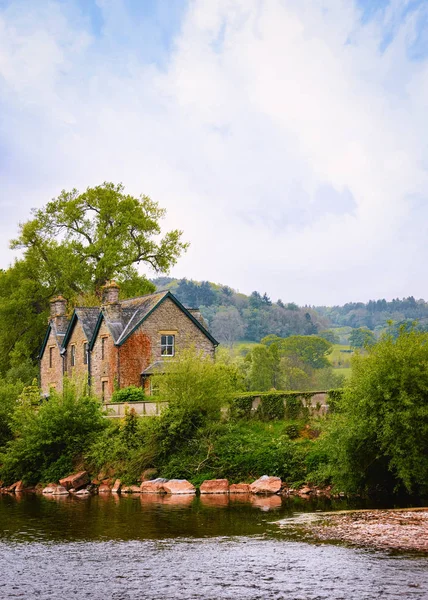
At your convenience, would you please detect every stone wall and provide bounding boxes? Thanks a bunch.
[90,320,118,401]
[40,327,63,395]
[64,319,89,385]
[138,296,215,360]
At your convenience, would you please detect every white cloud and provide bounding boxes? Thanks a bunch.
[0,0,428,304]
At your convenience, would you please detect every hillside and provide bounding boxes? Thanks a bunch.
[152,277,323,344]
[153,278,428,344]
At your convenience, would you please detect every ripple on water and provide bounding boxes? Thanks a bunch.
[0,537,427,600]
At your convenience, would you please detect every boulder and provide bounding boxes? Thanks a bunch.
[74,489,90,496]
[140,478,168,494]
[200,479,229,494]
[42,484,58,494]
[298,486,312,496]
[59,471,89,491]
[98,482,112,493]
[163,479,196,495]
[52,485,69,496]
[7,481,22,493]
[229,483,251,494]
[249,476,282,495]
[111,479,121,494]
[121,485,141,494]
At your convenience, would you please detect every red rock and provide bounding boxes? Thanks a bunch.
[249,476,282,495]
[7,481,22,492]
[74,489,91,496]
[140,478,168,493]
[52,485,69,495]
[98,483,112,493]
[42,484,58,494]
[111,479,121,494]
[200,479,229,494]
[59,471,89,491]
[162,479,196,495]
[298,486,312,495]
[121,485,141,494]
[229,483,251,494]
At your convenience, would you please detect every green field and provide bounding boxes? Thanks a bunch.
[329,344,354,368]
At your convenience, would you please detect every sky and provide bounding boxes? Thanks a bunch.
[1,0,428,306]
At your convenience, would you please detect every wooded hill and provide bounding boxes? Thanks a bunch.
[152,278,428,344]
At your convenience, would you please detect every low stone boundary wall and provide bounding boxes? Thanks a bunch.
[104,401,167,418]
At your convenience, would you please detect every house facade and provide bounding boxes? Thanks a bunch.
[39,282,218,401]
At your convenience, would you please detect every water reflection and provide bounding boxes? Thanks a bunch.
[0,493,427,600]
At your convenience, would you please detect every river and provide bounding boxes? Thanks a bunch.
[0,493,426,599]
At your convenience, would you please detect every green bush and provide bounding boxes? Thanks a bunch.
[111,385,146,403]
[317,328,428,496]
[0,380,106,485]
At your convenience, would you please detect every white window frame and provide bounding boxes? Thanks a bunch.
[161,334,175,356]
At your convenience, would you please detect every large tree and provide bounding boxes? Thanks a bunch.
[0,182,188,372]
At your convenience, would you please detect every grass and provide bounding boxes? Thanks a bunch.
[329,344,354,368]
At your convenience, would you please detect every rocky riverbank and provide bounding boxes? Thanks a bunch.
[282,508,428,553]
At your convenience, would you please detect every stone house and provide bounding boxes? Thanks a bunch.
[39,282,218,401]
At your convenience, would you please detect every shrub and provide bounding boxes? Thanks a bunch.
[111,385,146,403]
[0,380,106,485]
[317,328,428,496]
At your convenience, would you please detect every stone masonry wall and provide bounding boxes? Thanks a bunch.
[135,296,215,361]
[40,327,63,395]
[64,319,89,388]
[90,320,118,401]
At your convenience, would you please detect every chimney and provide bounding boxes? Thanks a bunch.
[49,296,68,333]
[102,280,121,322]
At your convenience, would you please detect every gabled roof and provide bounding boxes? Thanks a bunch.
[62,307,100,349]
[89,290,218,350]
[39,320,68,359]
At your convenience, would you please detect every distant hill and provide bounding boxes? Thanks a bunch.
[151,277,323,344]
[153,278,428,344]
[314,297,428,334]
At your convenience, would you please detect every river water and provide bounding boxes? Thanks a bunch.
[0,493,426,599]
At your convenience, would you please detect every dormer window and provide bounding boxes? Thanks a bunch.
[161,335,175,356]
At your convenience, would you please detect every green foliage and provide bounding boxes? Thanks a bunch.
[255,393,285,421]
[247,344,283,391]
[278,335,333,368]
[318,329,340,344]
[349,327,375,349]
[0,182,187,374]
[111,385,146,403]
[0,379,23,448]
[0,381,106,485]
[317,328,428,496]
[229,391,310,422]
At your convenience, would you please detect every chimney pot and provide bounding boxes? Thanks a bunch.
[102,280,120,305]
[50,296,67,318]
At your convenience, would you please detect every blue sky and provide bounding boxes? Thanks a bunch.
[1,0,428,304]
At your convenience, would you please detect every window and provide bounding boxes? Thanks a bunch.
[101,337,107,360]
[161,334,175,356]
[49,347,54,369]
[70,345,76,367]
[101,380,108,402]
[83,342,88,365]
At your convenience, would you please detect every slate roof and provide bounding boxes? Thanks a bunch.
[43,289,218,353]
[141,360,166,376]
[39,318,69,358]
[74,308,100,342]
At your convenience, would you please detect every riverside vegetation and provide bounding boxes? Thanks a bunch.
[0,329,427,502]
